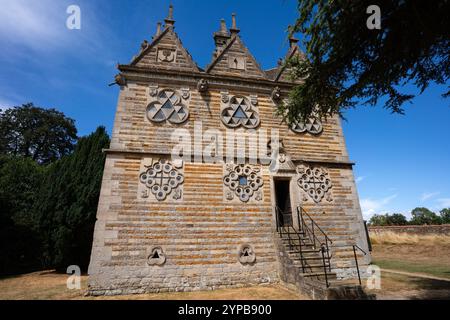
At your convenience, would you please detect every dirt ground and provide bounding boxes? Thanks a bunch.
[0,270,307,300]
[1,243,449,300]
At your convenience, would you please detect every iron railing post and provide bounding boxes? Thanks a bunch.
[275,207,279,233]
[353,245,362,286]
[321,245,329,288]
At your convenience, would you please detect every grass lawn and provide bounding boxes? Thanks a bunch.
[371,243,450,280]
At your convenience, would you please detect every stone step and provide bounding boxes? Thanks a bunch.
[300,272,337,281]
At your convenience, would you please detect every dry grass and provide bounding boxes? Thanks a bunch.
[0,270,306,300]
[370,231,450,245]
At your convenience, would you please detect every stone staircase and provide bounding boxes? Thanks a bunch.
[275,207,375,300]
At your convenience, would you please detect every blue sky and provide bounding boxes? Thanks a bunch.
[0,0,449,219]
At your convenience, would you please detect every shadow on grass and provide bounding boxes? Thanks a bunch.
[407,278,450,300]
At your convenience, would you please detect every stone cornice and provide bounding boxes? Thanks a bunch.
[118,64,295,93]
[102,148,355,167]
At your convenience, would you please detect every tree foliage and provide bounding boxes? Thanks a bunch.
[440,208,450,224]
[410,207,442,225]
[34,127,109,270]
[283,0,450,122]
[368,213,408,226]
[0,156,44,274]
[0,103,78,164]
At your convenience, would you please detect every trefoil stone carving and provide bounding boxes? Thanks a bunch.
[220,96,260,129]
[146,88,189,124]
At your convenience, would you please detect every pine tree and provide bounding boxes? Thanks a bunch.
[34,127,110,270]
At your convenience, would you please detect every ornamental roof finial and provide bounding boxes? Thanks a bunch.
[229,13,240,34]
[164,4,175,28]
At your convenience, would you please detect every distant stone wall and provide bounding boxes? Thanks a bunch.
[369,224,450,235]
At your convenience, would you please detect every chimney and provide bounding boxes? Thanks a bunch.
[213,19,230,54]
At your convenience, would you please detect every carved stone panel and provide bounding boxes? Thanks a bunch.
[291,117,323,135]
[229,55,246,70]
[146,88,189,124]
[238,244,256,264]
[157,47,176,63]
[223,163,263,202]
[147,247,166,266]
[297,165,332,203]
[139,159,184,202]
[220,95,260,129]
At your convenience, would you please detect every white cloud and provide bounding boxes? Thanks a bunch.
[0,0,116,59]
[436,198,450,208]
[0,0,67,50]
[420,191,440,202]
[355,176,365,184]
[360,194,398,220]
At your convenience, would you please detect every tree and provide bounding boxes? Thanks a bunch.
[368,214,388,226]
[387,213,408,226]
[0,103,78,164]
[410,207,442,225]
[368,213,408,226]
[440,208,450,224]
[34,127,109,270]
[0,156,44,275]
[282,1,450,122]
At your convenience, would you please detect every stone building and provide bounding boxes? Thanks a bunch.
[88,6,372,299]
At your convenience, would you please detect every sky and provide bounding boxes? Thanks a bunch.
[0,0,449,219]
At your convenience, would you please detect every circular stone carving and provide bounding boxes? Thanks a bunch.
[297,165,332,203]
[139,160,184,201]
[223,164,263,202]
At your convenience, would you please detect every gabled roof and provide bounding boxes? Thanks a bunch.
[272,40,306,82]
[129,26,200,72]
[205,33,267,79]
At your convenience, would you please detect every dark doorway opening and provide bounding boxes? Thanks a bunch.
[274,179,292,227]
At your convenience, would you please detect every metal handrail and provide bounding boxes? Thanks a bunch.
[297,206,333,286]
[275,206,306,273]
[352,244,367,286]
[275,206,335,287]
[298,206,333,246]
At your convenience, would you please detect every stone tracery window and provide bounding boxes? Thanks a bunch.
[223,164,263,202]
[220,96,260,129]
[139,159,184,201]
[146,89,189,124]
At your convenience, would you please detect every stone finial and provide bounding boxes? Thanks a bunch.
[289,36,299,49]
[220,19,227,34]
[229,13,240,34]
[213,18,231,51]
[164,4,175,27]
[156,22,162,36]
